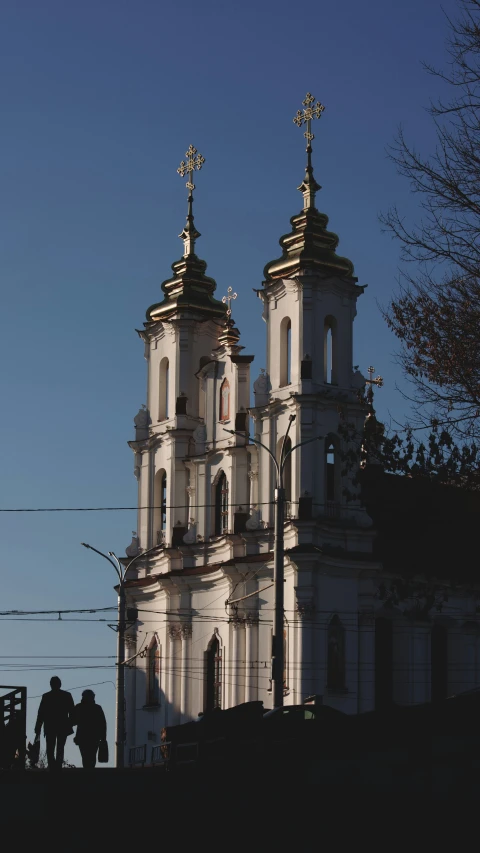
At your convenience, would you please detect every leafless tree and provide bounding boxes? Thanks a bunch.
[382,0,480,440]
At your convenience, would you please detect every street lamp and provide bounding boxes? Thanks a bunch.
[225,414,323,708]
[81,541,160,768]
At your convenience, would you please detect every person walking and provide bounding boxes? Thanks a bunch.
[35,676,75,771]
[72,690,107,769]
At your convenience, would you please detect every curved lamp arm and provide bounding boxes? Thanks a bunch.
[81,543,121,581]
[278,415,296,486]
[109,544,161,582]
[281,434,324,474]
[82,542,161,584]
[223,428,280,485]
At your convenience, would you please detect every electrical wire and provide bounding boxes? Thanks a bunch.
[28,680,116,699]
[0,500,279,512]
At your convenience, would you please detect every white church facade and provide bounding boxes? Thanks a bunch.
[122,98,480,759]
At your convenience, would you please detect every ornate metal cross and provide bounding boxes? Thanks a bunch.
[293,92,325,150]
[366,366,384,389]
[222,286,237,317]
[177,144,205,193]
[177,145,205,256]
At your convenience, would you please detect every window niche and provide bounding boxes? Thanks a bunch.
[214,472,229,535]
[324,316,337,385]
[158,357,170,421]
[146,637,160,706]
[279,317,292,387]
[219,378,230,422]
[327,614,346,691]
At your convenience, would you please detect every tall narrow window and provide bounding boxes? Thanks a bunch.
[153,469,167,545]
[159,357,170,421]
[431,624,448,703]
[287,323,291,384]
[146,637,160,706]
[375,618,393,710]
[283,628,288,691]
[205,635,222,711]
[219,378,230,422]
[215,472,229,535]
[324,316,337,384]
[325,441,336,503]
[327,615,345,690]
[198,356,210,420]
[279,317,292,387]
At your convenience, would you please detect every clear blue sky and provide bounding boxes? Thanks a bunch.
[0,0,458,764]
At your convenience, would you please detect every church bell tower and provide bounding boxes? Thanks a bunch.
[253,94,369,528]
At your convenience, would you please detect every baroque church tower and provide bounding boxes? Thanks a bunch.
[123,97,387,760]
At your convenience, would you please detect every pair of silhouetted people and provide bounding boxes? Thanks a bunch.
[35,677,107,770]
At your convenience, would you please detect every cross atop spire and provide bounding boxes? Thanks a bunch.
[293,92,325,210]
[177,144,205,257]
[365,366,384,407]
[221,286,237,317]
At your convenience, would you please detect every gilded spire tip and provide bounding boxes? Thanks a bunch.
[177,144,205,257]
[293,93,324,210]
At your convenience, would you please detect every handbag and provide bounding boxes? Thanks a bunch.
[98,740,109,763]
[27,735,40,767]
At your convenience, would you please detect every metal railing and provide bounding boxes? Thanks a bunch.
[128,744,147,767]
[151,743,169,766]
[0,685,26,770]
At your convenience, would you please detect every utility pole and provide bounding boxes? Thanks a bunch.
[81,541,159,768]
[225,415,323,708]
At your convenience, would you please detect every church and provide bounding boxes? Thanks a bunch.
[122,94,480,761]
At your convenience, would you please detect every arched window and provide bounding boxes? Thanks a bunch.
[153,469,167,545]
[431,624,448,703]
[198,356,210,420]
[325,440,336,503]
[324,316,337,384]
[219,378,230,422]
[205,635,222,711]
[215,472,229,535]
[146,637,160,706]
[159,357,169,421]
[327,615,345,690]
[279,317,292,387]
[375,617,393,710]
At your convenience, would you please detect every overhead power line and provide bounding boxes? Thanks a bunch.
[0,501,371,514]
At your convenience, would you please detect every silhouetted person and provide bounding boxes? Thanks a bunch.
[35,676,74,771]
[72,690,107,769]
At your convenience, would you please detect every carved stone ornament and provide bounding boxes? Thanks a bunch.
[181,623,193,639]
[125,531,140,558]
[253,369,269,406]
[296,598,315,618]
[193,422,207,446]
[168,623,182,640]
[245,507,261,531]
[183,520,197,545]
[134,405,150,440]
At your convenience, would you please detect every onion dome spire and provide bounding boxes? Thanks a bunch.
[293,92,324,211]
[363,367,385,465]
[146,145,226,323]
[263,94,356,284]
[218,286,241,348]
